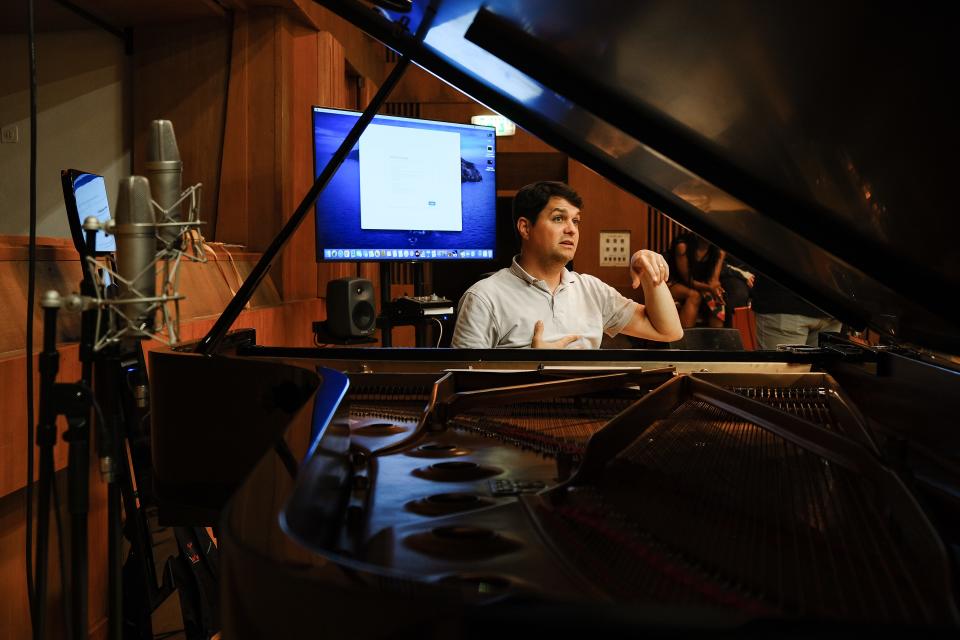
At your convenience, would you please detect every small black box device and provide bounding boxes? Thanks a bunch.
[389,294,454,320]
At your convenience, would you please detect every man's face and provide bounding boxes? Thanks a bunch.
[519,196,580,264]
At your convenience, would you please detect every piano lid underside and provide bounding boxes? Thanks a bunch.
[315,0,960,351]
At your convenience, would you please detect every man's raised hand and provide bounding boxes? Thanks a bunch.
[630,249,669,289]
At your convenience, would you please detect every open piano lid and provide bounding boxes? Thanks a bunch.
[318,0,958,353]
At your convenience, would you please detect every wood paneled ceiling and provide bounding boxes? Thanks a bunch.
[1,0,235,34]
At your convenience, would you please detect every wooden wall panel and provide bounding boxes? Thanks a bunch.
[213,6,289,256]
[133,18,232,240]
[246,8,286,256]
[646,206,688,255]
[0,351,79,499]
[0,246,281,359]
[568,160,650,290]
[0,472,108,640]
[0,259,85,356]
[216,10,251,246]
[314,30,357,293]
[291,0,387,86]
[282,19,326,303]
[215,11,386,303]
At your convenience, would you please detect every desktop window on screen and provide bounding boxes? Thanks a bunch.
[313,107,496,261]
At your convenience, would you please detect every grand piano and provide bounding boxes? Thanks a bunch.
[151,1,960,636]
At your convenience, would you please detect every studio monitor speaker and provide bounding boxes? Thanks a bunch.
[326,278,376,338]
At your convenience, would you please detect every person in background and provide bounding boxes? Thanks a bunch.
[451,181,683,349]
[720,255,755,328]
[752,276,842,349]
[665,232,726,328]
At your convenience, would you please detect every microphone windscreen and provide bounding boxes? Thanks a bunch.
[147,119,181,163]
[115,176,157,335]
[146,119,183,248]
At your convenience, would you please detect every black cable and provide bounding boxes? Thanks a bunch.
[76,382,108,435]
[25,0,38,628]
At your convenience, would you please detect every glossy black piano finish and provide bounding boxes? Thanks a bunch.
[148,0,960,636]
[148,336,960,636]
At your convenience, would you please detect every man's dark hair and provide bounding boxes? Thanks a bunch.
[512,181,583,235]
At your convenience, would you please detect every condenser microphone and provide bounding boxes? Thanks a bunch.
[146,119,183,248]
[114,176,156,336]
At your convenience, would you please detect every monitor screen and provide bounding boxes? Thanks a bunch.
[313,106,497,261]
[61,169,116,255]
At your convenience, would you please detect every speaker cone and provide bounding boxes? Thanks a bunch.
[353,300,376,332]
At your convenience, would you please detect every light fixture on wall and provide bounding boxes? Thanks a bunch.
[470,114,516,136]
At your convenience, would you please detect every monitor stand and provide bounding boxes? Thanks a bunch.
[378,261,430,348]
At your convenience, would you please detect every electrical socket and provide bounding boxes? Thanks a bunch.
[1,125,19,144]
[599,231,630,267]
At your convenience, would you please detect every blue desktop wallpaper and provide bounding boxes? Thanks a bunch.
[72,172,116,253]
[313,107,497,261]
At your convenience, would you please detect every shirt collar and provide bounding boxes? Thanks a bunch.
[510,255,577,287]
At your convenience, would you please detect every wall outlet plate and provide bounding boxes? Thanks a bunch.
[1,125,19,144]
[600,230,630,266]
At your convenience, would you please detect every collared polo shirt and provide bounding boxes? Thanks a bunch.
[450,256,637,349]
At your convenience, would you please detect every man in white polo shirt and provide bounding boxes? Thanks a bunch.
[451,181,683,349]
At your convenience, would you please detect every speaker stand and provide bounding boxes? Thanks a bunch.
[412,262,428,347]
[380,262,393,347]
[378,261,432,348]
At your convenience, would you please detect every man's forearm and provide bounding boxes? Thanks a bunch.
[641,279,684,341]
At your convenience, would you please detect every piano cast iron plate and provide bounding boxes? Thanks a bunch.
[364,428,558,543]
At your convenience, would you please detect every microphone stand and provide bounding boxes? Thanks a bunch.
[64,220,100,640]
[35,217,197,639]
[33,288,94,640]
[32,220,100,640]
[95,346,128,640]
[33,291,61,640]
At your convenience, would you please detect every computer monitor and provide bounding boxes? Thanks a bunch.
[61,169,116,255]
[312,106,497,262]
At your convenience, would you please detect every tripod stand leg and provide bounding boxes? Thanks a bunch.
[71,511,88,638]
[33,295,62,640]
[64,412,91,640]
[108,482,123,640]
[99,350,160,640]
[33,449,54,640]
[118,440,156,639]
